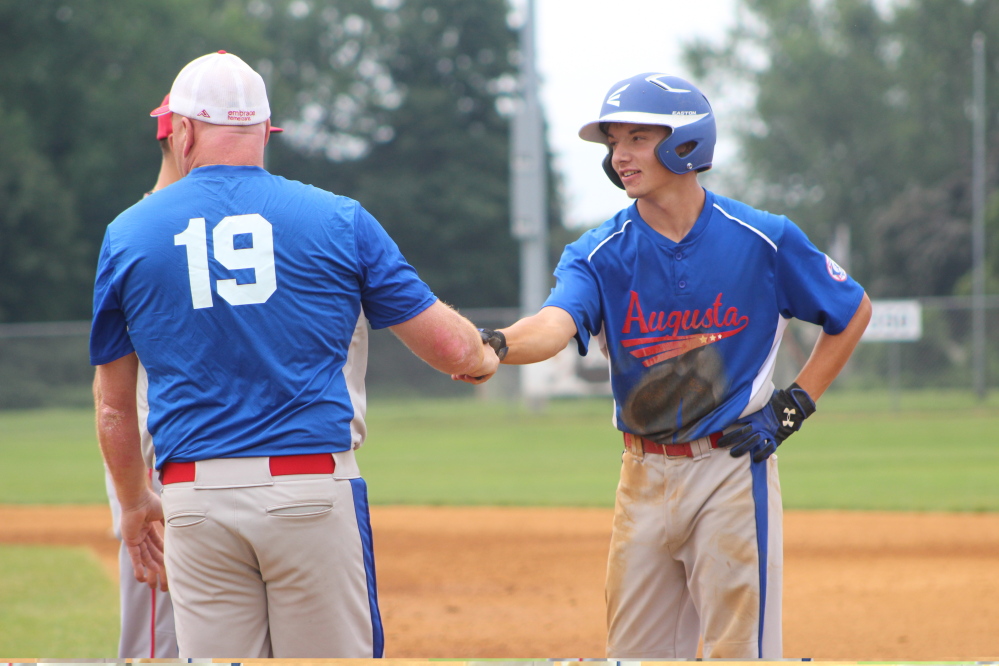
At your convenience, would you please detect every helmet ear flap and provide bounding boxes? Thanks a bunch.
[655,135,672,171]
[602,133,676,188]
[603,151,624,190]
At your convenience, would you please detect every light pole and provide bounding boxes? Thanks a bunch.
[971,32,987,400]
[510,0,549,401]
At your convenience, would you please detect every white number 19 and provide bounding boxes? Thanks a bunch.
[174,214,277,309]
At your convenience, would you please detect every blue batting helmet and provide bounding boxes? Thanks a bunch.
[579,72,716,188]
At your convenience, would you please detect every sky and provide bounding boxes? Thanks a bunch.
[530,0,739,227]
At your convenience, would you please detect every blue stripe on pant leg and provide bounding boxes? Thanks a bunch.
[350,477,385,658]
[751,458,769,659]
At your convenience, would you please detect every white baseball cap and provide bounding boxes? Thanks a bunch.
[150,50,270,127]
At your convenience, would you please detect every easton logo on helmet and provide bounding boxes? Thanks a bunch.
[606,84,630,107]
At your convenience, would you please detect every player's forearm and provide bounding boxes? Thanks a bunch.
[498,307,577,365]
[794,292,872,400]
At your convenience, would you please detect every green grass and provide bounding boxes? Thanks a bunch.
[0,409,108,504]
[0,545,118,657]
[813,387,999,413]
[1,394,998,510]
[357,397,623,506]
[0,394,996,658]
[781,409,999,511]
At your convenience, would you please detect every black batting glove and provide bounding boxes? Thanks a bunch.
[717,383,816,463]
[478,327,508,361]
[772,382,817,441]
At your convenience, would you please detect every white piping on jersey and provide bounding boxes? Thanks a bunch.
[740,314,791,418]
[344,311,369,449]
[136,361,155,468]
[713,202,778,252]
[588,220,631,262]
[590,325,619,430]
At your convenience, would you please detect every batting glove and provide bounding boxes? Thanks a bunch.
[718,383,816,463]
[478,328,509,361]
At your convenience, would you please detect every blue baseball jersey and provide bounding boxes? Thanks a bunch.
[545,189,865,444]
[91,165,436,465]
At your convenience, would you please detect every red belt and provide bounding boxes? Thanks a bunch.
[623,432,722,458]
[160,453,335,485]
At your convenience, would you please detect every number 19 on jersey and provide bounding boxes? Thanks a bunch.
[174,214,278,309]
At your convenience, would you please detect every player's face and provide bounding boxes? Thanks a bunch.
[605,123,673,199]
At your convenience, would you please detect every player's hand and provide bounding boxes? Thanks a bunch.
[718,383,816,462]
[477,328,509,362]
[119,488,167,590]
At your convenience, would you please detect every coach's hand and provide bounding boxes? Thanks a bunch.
[454,328,508,384]
[718,383,816,462]
[452,328,506,384]
[120,488,168,591]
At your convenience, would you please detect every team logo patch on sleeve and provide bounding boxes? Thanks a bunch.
[825,255,848,282]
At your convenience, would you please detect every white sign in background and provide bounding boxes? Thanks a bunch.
[862,300,923,342]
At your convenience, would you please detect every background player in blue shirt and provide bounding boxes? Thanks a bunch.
[94,92,181,660]
[92,51,500,658]
[462,73,872,658]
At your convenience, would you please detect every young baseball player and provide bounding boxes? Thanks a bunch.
[96,95,182,659]
[91,51,499,658]
[463,73,872,658]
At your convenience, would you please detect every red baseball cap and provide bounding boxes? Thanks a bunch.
[154,94,173,140]
[151,92,282,139]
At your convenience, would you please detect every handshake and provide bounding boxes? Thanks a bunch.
[471,327,508,382]
[478,328,508,361]
[451,327,508,384]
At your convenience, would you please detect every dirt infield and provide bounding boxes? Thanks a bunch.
[2,505,998,660]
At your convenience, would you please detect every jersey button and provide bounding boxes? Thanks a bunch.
[679,280,687,289]
[674,252,683,260]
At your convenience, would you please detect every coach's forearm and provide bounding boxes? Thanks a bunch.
[97,406,149,508]
[391,300,493,376]
[499,306,577,365]
[95,354,148,508]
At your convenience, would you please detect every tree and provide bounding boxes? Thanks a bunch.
[264,0,528,308]
[0,0,264,321]
[0,0,552,320]
[0,98,86,321]
[685,0,999,297]
[868,181,971,298]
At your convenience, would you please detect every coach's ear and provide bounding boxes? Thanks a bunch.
[176,116,196,159]
[602,152,625,190]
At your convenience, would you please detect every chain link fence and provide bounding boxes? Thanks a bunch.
[2,301,997,410]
